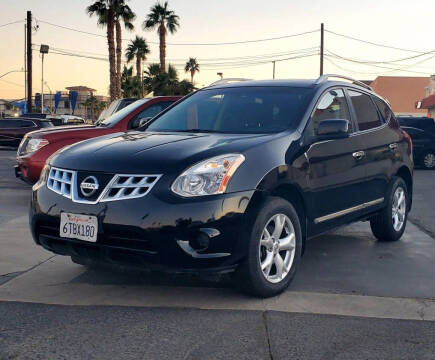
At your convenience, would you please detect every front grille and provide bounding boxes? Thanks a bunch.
[45,167,161,204]
[101,175,160,201]
[47,167,74,198]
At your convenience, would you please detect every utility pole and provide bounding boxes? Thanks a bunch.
[272,61,276,79]
[26,11,32,112]
[320,23,324,76]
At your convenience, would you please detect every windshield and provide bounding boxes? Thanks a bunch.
[146,86,314,134]
[96,99,148,127]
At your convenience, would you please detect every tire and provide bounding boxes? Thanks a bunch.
[422,151,435,170]
[370,177,408,242]
[235,197,303,297]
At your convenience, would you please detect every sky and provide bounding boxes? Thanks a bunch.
[0,0,434,99]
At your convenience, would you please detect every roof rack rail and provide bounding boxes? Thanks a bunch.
[208,78,252,87]
[315,74,373,91]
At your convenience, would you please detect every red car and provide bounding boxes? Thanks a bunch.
[15,96,180,184]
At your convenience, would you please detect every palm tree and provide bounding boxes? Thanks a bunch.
[125,36,150,81]
[82,95,106,121]
[114,0,135,98]
[121,65,141,98]
[87,0,117,101]
[184,57,200,83]
[143,63,194,96]
[143,2,180,71]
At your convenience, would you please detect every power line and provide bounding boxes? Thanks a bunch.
[0,19,25,28]
[326,48,435,65]
[324,54,433,76]
[35,18,318,46]
[325,29,428,54]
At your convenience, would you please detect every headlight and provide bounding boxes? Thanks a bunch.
[22,138,49,155]
[32,164,50,191]
[171,154,245,197]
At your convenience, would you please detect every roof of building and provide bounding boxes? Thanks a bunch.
[370,76,429,113]
[420,93,435,109]
[65,86,97,92]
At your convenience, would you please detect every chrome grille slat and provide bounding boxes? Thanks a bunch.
[47,167,74,198]
[46,168,161,203]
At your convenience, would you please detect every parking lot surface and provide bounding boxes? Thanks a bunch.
[0,147,434,359]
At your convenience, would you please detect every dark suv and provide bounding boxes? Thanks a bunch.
[401,126,435,169]
[0,118,53,146]
[30,75,413,297]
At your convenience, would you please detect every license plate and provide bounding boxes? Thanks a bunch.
[60,213,98,242]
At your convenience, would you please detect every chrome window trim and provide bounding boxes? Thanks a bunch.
[314,198,384,224]
[46,167,162,204]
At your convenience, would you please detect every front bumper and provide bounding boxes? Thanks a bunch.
[15,156,43,184]
[30,182,257,273]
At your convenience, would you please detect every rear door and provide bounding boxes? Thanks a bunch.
[304,88,367,231]
[346,89,400,204]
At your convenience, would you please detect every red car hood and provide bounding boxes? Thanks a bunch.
[27,124,100,140]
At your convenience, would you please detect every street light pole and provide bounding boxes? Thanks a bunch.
[272,61,276,79]
[39,44,49,114]
[41,53,44,113]
[0,70,24,79]
[45,82,52,114]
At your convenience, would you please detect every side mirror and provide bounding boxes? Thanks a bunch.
[139,117,152,128]
[316,119,349,139]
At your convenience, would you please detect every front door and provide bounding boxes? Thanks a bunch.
[304,88,367,234]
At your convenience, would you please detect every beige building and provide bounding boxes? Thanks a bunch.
[41,86,109,120]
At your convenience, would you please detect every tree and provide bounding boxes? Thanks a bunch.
[125,36,150,86]
[143,63,195,96]
[121,65,141,98]
[114,0,135,98]
[143,2,179,72]
[87,0,117,101]
[82,95,107,121]
[184,57,200,83]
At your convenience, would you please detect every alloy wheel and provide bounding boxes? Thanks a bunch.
[392,186,406,232]
[259,213,296,284]
[423,153,435,169]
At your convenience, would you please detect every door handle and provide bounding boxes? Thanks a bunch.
[352,150,365,160]
[389,143,398,150]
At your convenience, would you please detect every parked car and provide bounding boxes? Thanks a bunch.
[397,116,435,130]
[0,118,53,147]
[29,75,413,297]
[97,98,137,122]
[49,115,86,126]
[16,97,180,183]
[401,126,435,169]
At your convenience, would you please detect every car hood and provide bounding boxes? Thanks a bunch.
[28,124,96,139]
[50,130,282,174]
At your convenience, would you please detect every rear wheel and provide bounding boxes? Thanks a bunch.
[370,177,408,242]
[422,151,435,169]
[235,197,302,297]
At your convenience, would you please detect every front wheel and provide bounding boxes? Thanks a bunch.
[235,197,302,297]
[370,177,408,242]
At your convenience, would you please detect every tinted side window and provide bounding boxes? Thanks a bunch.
[348,90,382,131]
[310,89,351,134]
[0,120,19,128]
[373,97,393,124]
[20,120,36,128]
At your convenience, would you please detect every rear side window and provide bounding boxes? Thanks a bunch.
[373,97,393,124]
[310,88,351,134]
[348,90,382,131]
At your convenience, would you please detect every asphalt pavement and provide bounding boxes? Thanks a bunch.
[0,147,434,359]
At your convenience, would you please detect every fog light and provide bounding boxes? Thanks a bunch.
[189,233,210,252]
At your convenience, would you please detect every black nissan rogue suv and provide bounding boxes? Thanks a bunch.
[30,75,413,297]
